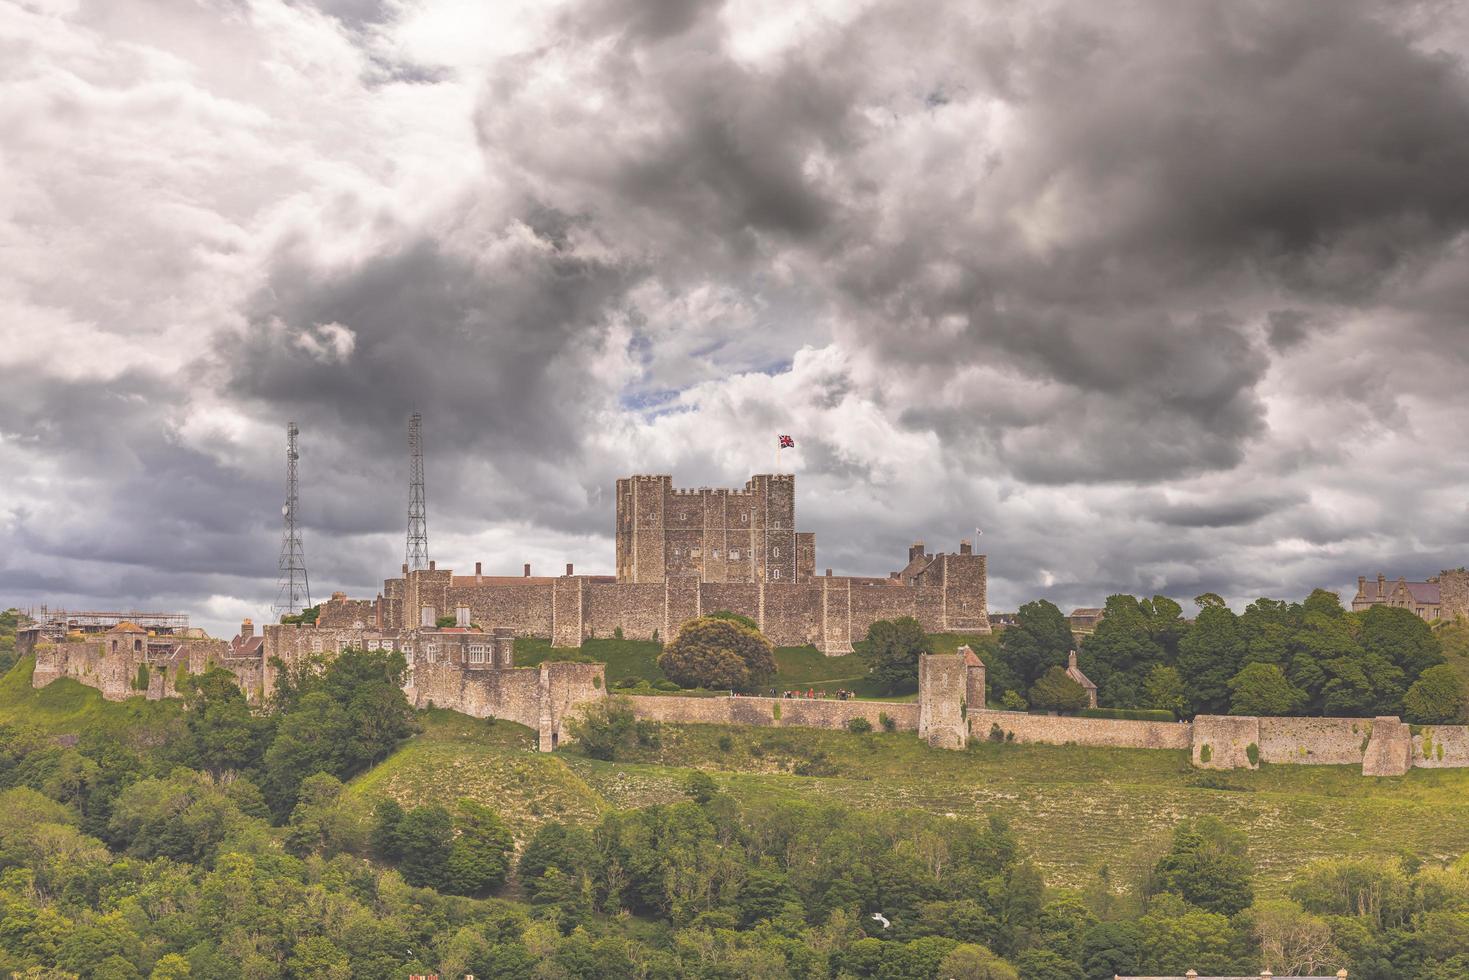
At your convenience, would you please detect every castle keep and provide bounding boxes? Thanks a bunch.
[357,473,989,654]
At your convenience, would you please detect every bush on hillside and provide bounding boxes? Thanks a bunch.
[659,616,776,692]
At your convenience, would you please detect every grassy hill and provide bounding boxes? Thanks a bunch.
[340,703,1469,911]
[0,655,185,748]
[12,648,1469,914]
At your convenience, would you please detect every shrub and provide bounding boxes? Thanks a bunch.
[988,723,1005,743]
[653,680,680,692]
[847,717,873,734]
[1000,690,1028,711]
[613,626,624,641]
[879,712,897,732]
[659,616,776,692]
[717,734,733,752]
[134,663,150,691]
[566,697,636,760]
[1199,744,1213,764]
[861,617,932,695]
[1245,742,1260,767]
[1079,707,1176,722]
[634,719,661,748]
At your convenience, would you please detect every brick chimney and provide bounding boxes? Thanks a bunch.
[826,568,832,577]
[455,605,470,628]
[401,562,409,575]
[475,561,483,584]
[523,563,531,577]
[240,617,254,637]
[1377,572,1386,597]
[959,539,972,555]
[566,562,574,576]
[909,541,926,563]
[428,560,436,571]
[1358,575,1367,594]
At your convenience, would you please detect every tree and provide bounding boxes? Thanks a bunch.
[396,804,454,888]
[1152,817,1253,916]
[284,773,363,858]
[1404,664,1466,724]
[861,617,932,695]
[1142,665,1186,717]
[936,944,1019,980]
[659,616,776,692]
[997,600,1072,689]
[1029,667,1089,713]
[1228,663,1305,716]
[1079,596,1166,708]
[180,668,270,777]
[1080,921,1143,979]
[1252,898,1341,977]
[444,800,514,896]
[1357,604,1444,678]
[1178,602,1245,714]
[370,797,404,861]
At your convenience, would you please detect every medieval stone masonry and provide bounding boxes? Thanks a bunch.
[25,472,1469,775]
[366,473,990,655]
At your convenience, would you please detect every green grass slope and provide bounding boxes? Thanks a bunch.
[343,703,1469,910]
[344,708,608,844]
[559,723,1469,905]
[0,655,185,748]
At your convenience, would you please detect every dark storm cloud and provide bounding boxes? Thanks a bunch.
[9,0,1469,636]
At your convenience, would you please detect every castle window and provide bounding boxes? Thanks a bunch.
[469,644,486,664]
[773,547,780,558]
[404,667,414,687]
[742,513,749,524]
[691,548,701,558]
[672,547,680,558]
[772,568,781,580]
[713,549,720,559]
[310,638,323,653]
[730,549,740,561]
[425,643,439,663]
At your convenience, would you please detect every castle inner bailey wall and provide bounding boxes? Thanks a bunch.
[1256,716,1371,765]
[1411,725,1469,768]
[975,710,1191,750]
[622,694,919,732]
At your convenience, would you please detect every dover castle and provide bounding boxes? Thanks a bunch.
[354,473,989,653]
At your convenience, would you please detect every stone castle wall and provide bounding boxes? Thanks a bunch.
[1440,569,1469,620]
[622,694,920,732]
[385,570,988,655]
[975,710,1191,750]
[32,638,265,704]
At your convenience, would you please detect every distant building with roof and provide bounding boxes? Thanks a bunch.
[1349,570,1469,621]
[1069,607,1105,632]
[1066,650,1098,707]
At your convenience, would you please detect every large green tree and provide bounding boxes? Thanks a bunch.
[1177,599,1245,714]
[1151,817,1254,916]
[997,600,1072,690]
[1078,596,1167,709]
[1403,664,1466,724]
[860,617,933,695]
[1228,662,1305,716]
[659,616,776,692]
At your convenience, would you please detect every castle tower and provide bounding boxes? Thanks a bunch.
[615,473,809,584]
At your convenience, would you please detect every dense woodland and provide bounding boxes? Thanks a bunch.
[861,592,1469,723]
[1,641,1469,979]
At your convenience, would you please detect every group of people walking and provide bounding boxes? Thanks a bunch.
[770,687,857,700]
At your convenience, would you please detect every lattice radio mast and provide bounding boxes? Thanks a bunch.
[275,421,311,617]
[406,411,430,570]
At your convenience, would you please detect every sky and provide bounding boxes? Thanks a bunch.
[4,0,1469,640]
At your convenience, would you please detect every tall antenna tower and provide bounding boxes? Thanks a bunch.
[274,421,311,617]
[406,411,430,570]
